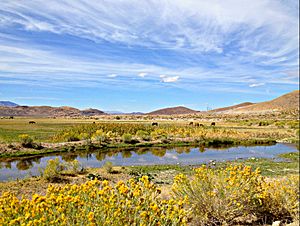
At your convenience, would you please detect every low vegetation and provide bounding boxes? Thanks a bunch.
[0,177,189,225]
[41,158,84,182]
[1,162,299,225]
[0,115,299,225]
[173,165,299,225]
[52,122,294,146]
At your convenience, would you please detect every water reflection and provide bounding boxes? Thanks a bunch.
[0,146,198,171]
[0,143,298,181]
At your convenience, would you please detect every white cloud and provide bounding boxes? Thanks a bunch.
[249,83,265,88]
[0,0,298,54]
[0,0,298,92]
[138,72,147,77]
[160,75,180,83]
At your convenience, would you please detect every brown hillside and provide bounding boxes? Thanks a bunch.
[210,102,254,113]
[233,90,299,113]
[0,106,106,117]
[148,106,199,115]
[81,108,106,116]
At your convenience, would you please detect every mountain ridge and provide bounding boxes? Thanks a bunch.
[0,90,298,116]
[147,106,199,115]
[229,90,299,113]
[0,105,106,117]
[0,101,19,107]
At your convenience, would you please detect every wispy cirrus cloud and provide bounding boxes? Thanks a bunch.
[249,83,265,88]
[107,74,117,78]
[160,75,180,83]
[0,0,298,106]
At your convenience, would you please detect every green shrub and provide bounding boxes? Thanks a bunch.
[62,132,80,142]
[103,161,113,173]
[42,158,83,181]
[18,134,34,147]
[136,130,150,141]
[42,158,65,181]
[288,121,300,129]
[122,133,133,143]
[64,160,83,175]
[91,129,107,144]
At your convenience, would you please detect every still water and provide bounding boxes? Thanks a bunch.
[0,143,297,181]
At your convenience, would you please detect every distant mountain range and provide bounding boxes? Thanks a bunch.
[0,106,106,117]
[104,111,144,115]
[0,90,298,117]
[0,101,18,107]
[147,106,199,115]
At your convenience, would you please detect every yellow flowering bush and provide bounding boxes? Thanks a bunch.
[260,175,299,222]
[172,165,299,225]
[0,176,189,226]
[18,134,34,147]
[42,158,82,181]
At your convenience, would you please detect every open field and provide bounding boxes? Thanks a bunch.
[0,117,298,143]
[0,117,98,143]
[0,116,299,225]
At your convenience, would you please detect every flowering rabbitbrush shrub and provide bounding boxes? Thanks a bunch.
[172,165,299,225]
[18,134,34,147]
[0,176,189,226]
[42,158,83,181]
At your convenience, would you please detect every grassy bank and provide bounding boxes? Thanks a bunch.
[0,137,276,158]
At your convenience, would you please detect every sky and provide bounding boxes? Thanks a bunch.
[0,0,299,112]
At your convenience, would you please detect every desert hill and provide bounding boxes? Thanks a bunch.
[81,108,106,116]
[230,90,299,113]
[212,90,299,114]
[210,102,254,113]
[0,105,106,117]
[148,106,199,115]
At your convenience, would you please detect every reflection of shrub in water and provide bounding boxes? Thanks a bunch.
[121,150,132,158]
[175,147,191,154]
[135,148,149,155]
[151,149,166,157]
[15,157,41,171]
[61,153,78,162]
[95,152,106,161]
[16,160,33,171]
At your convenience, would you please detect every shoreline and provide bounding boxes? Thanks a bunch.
[0,138,277,159]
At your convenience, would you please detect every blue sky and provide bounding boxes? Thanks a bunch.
[0,0,299,112]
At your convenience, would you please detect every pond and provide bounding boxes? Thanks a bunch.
[0,143,298,181]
